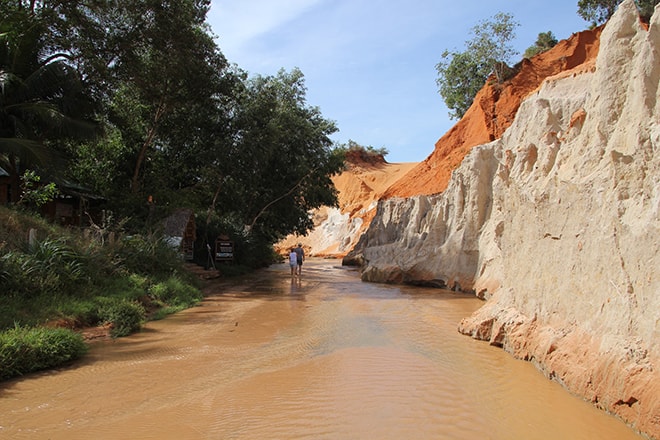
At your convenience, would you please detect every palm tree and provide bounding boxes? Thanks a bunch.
[0,8,97,203]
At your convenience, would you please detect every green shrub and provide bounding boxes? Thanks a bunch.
[150,306,180,321]
[0,251,38,296]
[99,300,146,338]
[55,299,102,328]
[0,325,87,381]
[0,206,60,250]
[1,238,88,298]
[149,276,201,308]
[112,234,183,276]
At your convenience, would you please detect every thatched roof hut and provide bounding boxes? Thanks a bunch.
[162,208,196,260]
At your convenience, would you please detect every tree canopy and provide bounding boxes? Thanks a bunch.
[435,12,519,120]
[0,2,98,202]
[577,0,660,25]
[524,31,559,59]
[0,0,345,263]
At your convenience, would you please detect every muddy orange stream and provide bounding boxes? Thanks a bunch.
[0,259,644,439]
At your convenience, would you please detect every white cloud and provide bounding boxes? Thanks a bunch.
[206,0,591,163]
[209,0,326,54]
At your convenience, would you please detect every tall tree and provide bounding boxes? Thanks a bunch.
[0,3,97,202]
[101,0,227,194]
[577,0,623,24]
[27,0,232,214]
[224,68,344,241]
[436,12,519,120]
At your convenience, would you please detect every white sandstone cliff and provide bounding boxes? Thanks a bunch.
[277,160,417,257]
[349,1,660,437]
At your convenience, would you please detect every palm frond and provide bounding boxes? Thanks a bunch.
[0,137,63,169]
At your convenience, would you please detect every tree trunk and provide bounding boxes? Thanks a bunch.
[131,100,167,193]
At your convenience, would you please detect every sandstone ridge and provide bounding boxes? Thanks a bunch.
[276,156,417,257]
[348,1,660,437]
[383,22,601,199]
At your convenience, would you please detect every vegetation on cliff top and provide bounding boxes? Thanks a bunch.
[435,1,658,120]
[435,12,520,120]
[336,140,389,167]
[577,0,659,25]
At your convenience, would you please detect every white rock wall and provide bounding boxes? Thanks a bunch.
[352,1,660,436]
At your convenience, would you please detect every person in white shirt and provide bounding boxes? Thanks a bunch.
[289,248,298,277]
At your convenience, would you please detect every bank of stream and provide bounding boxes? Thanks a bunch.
[0,259,644,439]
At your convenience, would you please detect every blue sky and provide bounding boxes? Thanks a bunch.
[207,1,590,163]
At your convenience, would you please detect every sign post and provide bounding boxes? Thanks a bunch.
[215,238,234,261]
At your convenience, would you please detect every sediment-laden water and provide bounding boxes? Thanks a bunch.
[0,259,643,439]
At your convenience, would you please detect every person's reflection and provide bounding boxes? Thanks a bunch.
[290,275,302,291]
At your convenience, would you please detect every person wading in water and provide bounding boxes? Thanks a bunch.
[288,247,298,278]
[294,243,305,276]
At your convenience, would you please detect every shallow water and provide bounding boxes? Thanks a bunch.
[0,259,644,439]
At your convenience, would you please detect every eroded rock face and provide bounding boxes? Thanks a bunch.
[351,1,660,437]
[382,23,601,199]
[275,159,417,257]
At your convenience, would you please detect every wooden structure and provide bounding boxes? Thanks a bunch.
[162,208,196,260]
[42,181,105,226]
[0,169,105,226]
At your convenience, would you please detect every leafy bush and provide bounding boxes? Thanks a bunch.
[112,234,184,276]
[98,300,146,338]
[149,276,201,308]
[0,206,205,380]
[18,170,60,208]
[523,31,558,59]
[1,238,88,298]
[0,325,87,380]
[30,238,87,289]
[334,140,388,163]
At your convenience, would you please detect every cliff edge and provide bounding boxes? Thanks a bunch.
[383,23,601,199]
[349,1,660,437]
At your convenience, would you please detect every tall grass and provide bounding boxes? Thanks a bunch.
[1,238,87,298]
[0,206,203,380]
[0,325,87,380]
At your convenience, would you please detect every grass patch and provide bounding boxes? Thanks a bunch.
[98,299,146,338]
[0,206,204,381]
[0,326,87,380]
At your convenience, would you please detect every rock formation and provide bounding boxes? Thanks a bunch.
[275,154,416,257]
[348,1,660,437]
[382,24,601,199]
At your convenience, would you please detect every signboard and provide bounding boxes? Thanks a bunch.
[215,238,234,261]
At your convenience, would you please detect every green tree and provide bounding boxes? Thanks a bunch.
[577,0,622,24]
[225,68,344,241]
[637,0,660,19]
[1,0,343,255]
[436,12,519,120]
[435,50,490,120]
[524,31,559,59]
[0,3,97,202]
[92,0,228,195]
[577,0,659,25]
[32,0,235,226]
